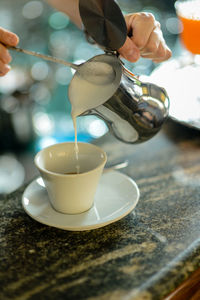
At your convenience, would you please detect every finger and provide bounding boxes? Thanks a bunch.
[153,46,172,63]
[0,27,19,46]
[140,26,162,56]
[118,36,140,62]
[126,13,157,50]
[141,42,165,59]
[0,43,12,64]
[0,60,10,76]
[142,42,171,62]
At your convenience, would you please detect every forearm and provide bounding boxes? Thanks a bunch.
[45,0,82,28]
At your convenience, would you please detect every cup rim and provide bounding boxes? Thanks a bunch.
[34,142,107,177]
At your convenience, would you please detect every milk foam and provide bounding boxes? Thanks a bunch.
[176,0,200,19]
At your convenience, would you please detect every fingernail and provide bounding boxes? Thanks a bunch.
[0,65,10,76]
[8,34,19,46]
[4,64,11,71]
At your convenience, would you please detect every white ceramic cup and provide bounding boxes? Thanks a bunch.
[34,142,107,214]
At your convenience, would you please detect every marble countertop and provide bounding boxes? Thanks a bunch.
[1,121,200,300]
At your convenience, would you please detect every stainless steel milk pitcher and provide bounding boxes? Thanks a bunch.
[81,56,169,144]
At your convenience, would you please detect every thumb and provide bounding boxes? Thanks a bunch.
[118,36,140,62]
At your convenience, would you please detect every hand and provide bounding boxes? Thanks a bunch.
[0,27,19,76]
[118,13,172,63]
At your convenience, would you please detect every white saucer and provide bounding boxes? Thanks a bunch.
[22,171,139,231]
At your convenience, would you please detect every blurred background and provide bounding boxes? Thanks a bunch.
[0,0,180,194]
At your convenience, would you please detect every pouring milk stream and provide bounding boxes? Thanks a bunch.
[68,59,119,173]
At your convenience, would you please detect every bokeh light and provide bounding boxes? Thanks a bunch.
[55,66,73,85]
[49,12,70,30]
[22,1,44,19]
[33,112,54,136]
[29,83,51,104]
[166,17,182,34]
[31,61,50,81]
